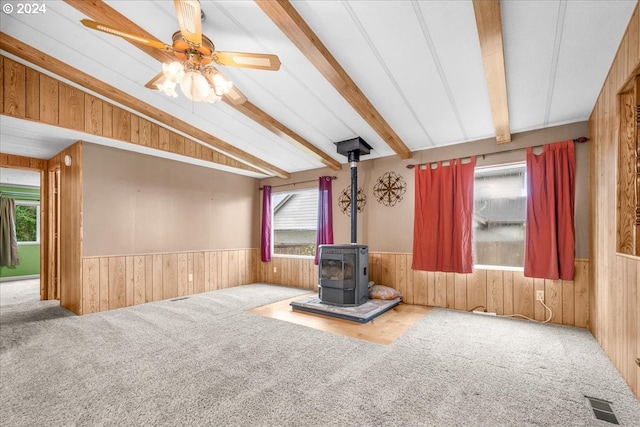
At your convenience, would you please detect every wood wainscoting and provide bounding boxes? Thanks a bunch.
[258,256,319,291]
[81,249,258,315]
[81,248,589,329]
[257,253,589,328]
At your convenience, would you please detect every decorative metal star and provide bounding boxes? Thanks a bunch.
[373,171,406,207]
[338,186,366,216]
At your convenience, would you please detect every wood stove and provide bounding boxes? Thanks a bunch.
[318,244,369,306]
[318,137,372,307]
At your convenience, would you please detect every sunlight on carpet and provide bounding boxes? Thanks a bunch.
[248,293,432,345]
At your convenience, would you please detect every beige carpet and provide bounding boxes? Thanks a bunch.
[248,293,432,345]
[3,284,640,426]
[0,278,40,306]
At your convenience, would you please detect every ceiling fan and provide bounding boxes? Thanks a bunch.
[80,0,281,105]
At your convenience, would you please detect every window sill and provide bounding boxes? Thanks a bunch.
[272,254,315,260]
[17,242,40,246]
[474,264,523,272]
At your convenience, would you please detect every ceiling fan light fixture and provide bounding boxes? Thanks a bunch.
[212,73,233,96]
[205,91,222,104]
[80,1,280,107]
[163,61,186,83]
[156,79,179,98]
[181,70,210,102]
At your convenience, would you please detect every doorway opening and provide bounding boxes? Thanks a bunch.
[0,165,59,304]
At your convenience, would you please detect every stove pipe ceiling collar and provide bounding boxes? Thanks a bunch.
[334,137,372,244]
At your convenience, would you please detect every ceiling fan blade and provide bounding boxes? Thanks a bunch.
[144,72,165,90]
[174,0,202,46]
[223,86,248,105]
[213,51,281,71]
[81,19,172,51]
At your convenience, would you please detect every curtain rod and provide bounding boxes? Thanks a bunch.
[259,176,337,190]
[406,137,588,169]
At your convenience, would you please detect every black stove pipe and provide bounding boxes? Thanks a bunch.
[348,150,360,244]
[334,137,371,245]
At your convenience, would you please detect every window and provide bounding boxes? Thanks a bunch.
[15,201,40,244]
[272,189,317,256]
[473,163,526,268]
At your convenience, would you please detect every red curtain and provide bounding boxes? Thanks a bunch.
[315,176,334,265]
[412,157,475,273]
[524,141,575,280]
[260,185,272,262]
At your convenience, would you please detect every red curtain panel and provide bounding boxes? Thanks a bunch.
[412,157,475,273]
[315,176,334,265]
[524,141,575,280]
[260,185,272,262]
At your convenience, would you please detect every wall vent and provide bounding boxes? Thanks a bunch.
[585,396,619,425]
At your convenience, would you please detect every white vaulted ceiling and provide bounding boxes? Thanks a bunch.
[0,0,636,181]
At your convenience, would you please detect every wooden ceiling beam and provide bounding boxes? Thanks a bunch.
[256,0,413,160]
[64,0,341,171]
[473,0,511,144]
[0,32,289,178]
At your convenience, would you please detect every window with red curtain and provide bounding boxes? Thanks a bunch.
[260,185,272,262]
[412,157,475,273]
[315,176,334,265]
[524,141,575,280]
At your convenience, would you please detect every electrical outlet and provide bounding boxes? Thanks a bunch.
[273,266,277,273]
[536,290,544,301]
[188,273,193,282]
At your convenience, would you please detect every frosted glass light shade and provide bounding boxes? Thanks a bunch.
[181,71,210,102]
[156,79,178,98]
[162,61,185,83]
[212,73,233,96]
[205,91,222,104]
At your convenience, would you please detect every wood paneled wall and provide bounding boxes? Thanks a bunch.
[81,249,258,314]
[258,256,319,292]
[588,2,640,399]
[0,55,260,175]
[48,142,83,314]
[0,153,46,170]
[257,253,589,328]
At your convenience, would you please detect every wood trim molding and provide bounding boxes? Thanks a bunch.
[0,153,49,304]
[472,0,511,144]
[64,0,341,172]
[256,0,413,160]
[0,153,46,170]
[48,142,83,314]
[0,32,289,179]
[617,88,637,255]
